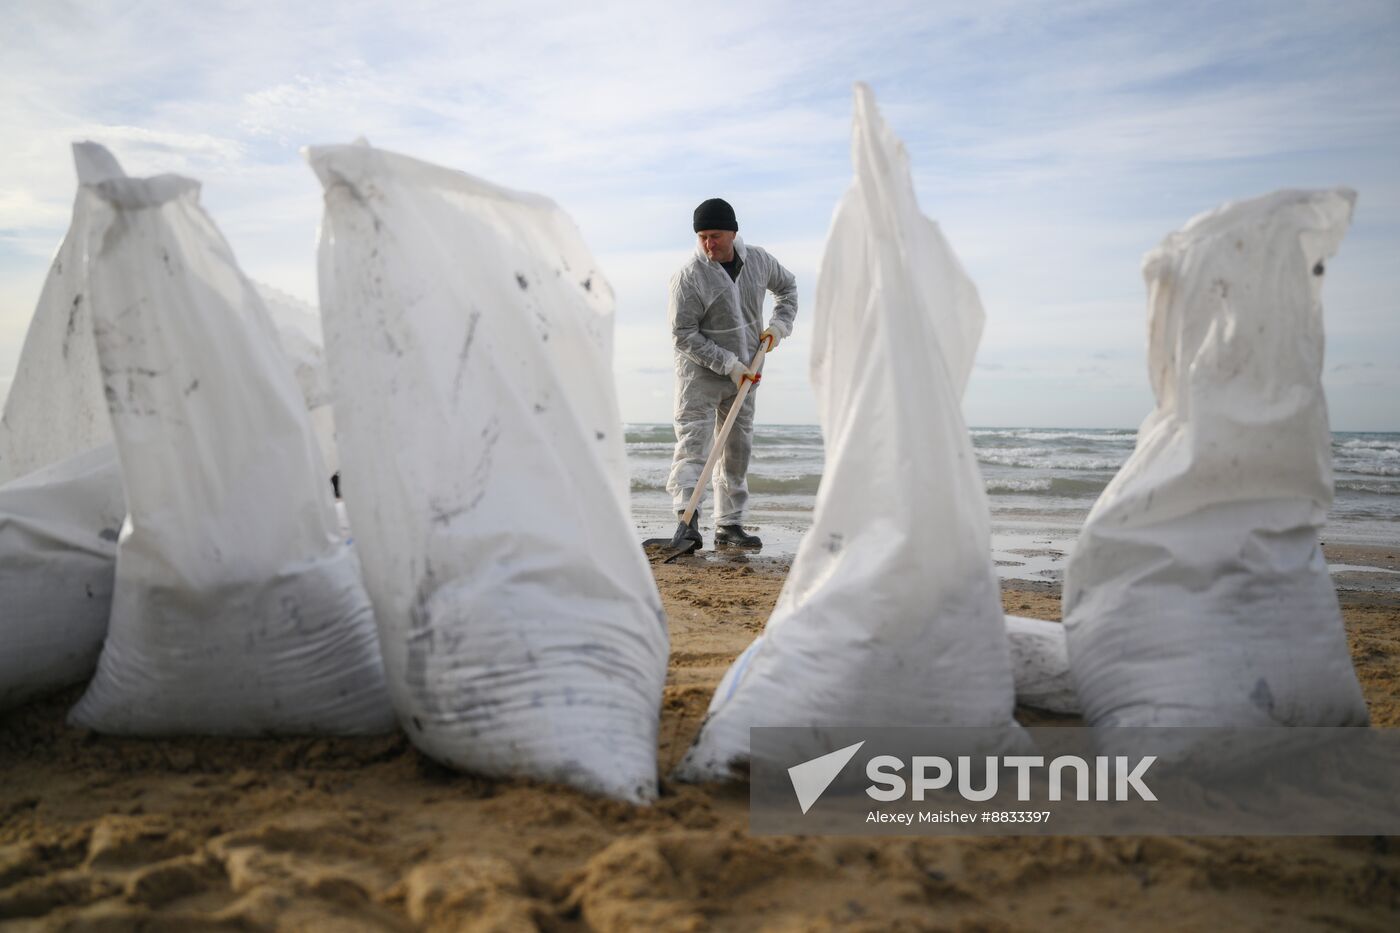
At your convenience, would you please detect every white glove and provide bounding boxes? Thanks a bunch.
[760,327,781,352]
[728,359,759,389]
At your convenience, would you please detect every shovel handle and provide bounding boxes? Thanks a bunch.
[680,344,768,526]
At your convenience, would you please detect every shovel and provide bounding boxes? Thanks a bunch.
[644,343,768,563]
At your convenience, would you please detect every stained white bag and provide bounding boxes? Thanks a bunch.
[67,166,394,735]
[308,142,668,802]
[0,144,129,708]
[1063,189,1367,733]
[0,444,123,709]
[0,149,333,492]
[676,84,1021,781]
[0,143,125,485]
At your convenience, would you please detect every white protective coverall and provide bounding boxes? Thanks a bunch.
[666,236,797,525]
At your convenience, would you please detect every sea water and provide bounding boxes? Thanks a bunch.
[627,425,1400,583]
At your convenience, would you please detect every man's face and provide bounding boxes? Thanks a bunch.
[697,229,737,263]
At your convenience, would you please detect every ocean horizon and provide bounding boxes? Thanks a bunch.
[627,424,1400,585]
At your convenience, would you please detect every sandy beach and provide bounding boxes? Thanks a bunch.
[2,544,1398,931]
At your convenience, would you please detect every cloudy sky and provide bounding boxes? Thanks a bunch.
[3,0,1397,430]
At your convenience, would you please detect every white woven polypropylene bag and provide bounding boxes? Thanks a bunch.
[0,444,123,709]
[0,143,126,485]
[1063,189,1368,737]
[0,144,130,708]
[68,168,394,735]
[308,142,668,802]
[676,84,1021,781]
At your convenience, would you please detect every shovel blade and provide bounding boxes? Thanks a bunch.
[642,519,702,562]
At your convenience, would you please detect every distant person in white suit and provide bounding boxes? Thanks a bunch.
[666,198,798,551]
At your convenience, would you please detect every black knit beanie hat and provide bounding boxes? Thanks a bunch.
[693,198,738,233]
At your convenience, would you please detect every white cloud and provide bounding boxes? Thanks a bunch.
[1,0,1397,428]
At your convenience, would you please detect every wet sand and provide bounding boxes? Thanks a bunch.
[1,548,1397,931]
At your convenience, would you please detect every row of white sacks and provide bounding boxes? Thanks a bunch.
[0,85,1366,802]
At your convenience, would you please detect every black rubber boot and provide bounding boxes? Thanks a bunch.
[715,524,762,549]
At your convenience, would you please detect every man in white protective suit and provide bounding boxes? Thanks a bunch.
[666,198,798,551]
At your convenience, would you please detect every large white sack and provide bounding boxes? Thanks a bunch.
[0,144,127,709]
[0,143,125,485]
[1063,189,1367,734]
[308,142,668,802]
[67,167,394,735]
[0,444,123,710]
[675,84,1021,782]
[0,150,334,487]
[256,282,339,476]
[1004,615,1078,715]
[703,612,1079,727]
